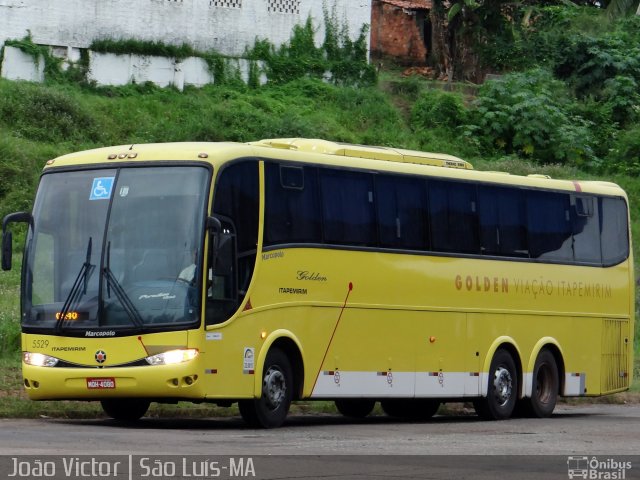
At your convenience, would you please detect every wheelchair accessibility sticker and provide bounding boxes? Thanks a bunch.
[90,177,115,200]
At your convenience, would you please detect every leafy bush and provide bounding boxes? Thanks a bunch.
[606,125,640,176]
[475,6,606,74]
[469,69,594,166]
[410,89,468,130]
[568,96,617,164]
[0,83,100,143]
[602,75,640,127]
[554,18,640,99]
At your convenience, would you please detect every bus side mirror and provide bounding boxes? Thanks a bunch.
[215,232,235,275]
[206,215,235,284]
[206,216,223,264]
[1,211,32,271]
[1,230,12,271]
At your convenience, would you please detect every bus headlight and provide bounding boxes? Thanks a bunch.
[145,349,199,366]
[23,352,59,367]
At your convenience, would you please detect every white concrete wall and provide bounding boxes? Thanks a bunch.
[1,45,44,82]
[87,52,212,89]
[0,0,372,56]
[85,52,268,90]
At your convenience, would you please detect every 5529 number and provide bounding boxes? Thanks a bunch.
[31,339,49,349]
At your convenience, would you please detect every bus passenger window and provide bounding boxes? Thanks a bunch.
[600,197,629,266]
[320,170,376,246]
[376,175,428,250]
[571,195,601,264]
[264,164,321,245]
[526,191,572,262]
[428,180,479,254]
[478,186,527,257]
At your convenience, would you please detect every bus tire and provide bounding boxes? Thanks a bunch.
[238,348,292,428]
[528,349,559,418]
[381,399,440,420]
[474,349,518,420]
[335,399,376,418]
[101,399,150,421]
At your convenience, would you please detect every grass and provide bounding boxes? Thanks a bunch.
[0,256,21,358]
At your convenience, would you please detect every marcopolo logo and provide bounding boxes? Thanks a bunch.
[567,456,632,479]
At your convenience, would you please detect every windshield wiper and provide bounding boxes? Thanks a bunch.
[103,241,144,328]
[56,237,94,332]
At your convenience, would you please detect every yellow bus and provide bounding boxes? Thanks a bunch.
[1,138,634,427]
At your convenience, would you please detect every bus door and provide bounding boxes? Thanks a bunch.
[205,160,259,326]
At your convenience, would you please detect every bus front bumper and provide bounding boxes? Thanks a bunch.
[22,361,205,401]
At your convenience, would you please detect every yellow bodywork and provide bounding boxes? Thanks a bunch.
[22,139,635,402]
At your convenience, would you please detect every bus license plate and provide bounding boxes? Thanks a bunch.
[86,378,116,389]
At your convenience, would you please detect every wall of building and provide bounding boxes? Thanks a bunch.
[0,46,268,90]
[0,46,45,82]
[0,0,371,56]
[370,0,427,64]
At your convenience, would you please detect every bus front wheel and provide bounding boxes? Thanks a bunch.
[474,349,518,420]
[335,399,376,418]
[101,399,150,421]
[238,348,293,428]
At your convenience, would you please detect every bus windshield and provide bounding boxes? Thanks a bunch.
[23,166,209,333]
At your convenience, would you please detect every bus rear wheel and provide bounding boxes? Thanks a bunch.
[238,348,293,428]
[101,399,150,421]
[474,349,518,420]
[335,399,376,418]
[381,399,440,420]
[527,349,559,418]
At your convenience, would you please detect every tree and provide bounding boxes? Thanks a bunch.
[429,0,517,83]
[606,0,640,17]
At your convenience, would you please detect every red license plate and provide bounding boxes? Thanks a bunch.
[86,377,116,389]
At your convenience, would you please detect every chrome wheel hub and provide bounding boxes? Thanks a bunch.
[493,366,513,406]
[263,367,286,409]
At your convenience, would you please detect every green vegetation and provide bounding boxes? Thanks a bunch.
[90,39,198,60]
[0,3,638,416]
[4,34,60,78]
[87,8,374,88]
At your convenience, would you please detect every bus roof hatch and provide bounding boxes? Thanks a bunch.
[251,138,474,170]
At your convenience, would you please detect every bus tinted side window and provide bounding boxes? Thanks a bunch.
[600,197,629,266]
[477,186,528,257]
[526,191,572,262]
[376,175,428,250]
[264,163,321,245]
[571,195,601,264]
[429,180,479,254]
[320,169,376,246]
[213,161,259,253]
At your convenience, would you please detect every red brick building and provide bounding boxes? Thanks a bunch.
[370,0,433,65]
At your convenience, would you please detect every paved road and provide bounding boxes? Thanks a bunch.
[0,404,638,479]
